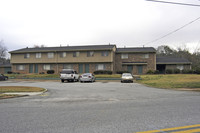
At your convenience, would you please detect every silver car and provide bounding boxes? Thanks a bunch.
[121,73,133,83]
[80,73,96,83]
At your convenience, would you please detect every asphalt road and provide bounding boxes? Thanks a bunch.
[0,80,200,133]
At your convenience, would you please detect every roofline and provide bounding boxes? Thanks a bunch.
[9,46,116,53]
[156,62,192,65]
[116,51,156,53]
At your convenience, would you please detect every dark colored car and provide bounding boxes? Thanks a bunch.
[0,74,8,81]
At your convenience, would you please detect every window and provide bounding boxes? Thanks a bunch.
[36,53,41,58]
[142,54,149,58]
[63,64,73,69]
[95,64,106,70]
[121,53,128,59]
[16,65,25,70]
[101,51,109,56]
[87,51,94,57]
[73,52,80,57]
[60,52,66,58]
[177,65,184,70]
[24,53,30,59]
[48,52,54,58]
[43,64,51,70]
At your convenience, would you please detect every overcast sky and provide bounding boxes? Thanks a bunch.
[0,0,200,53]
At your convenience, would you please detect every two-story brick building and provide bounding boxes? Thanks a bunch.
[9,44,157,74]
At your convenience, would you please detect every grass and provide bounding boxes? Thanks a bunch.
[138,74,200,89]
[0,86,45,93]
[0,94,20,99]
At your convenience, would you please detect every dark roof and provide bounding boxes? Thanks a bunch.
[10,45,116,53]
[156,57,191,64]
[0,62,11,68]
[116,47,156,53]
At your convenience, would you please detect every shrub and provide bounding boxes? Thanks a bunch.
[194,68,200,74]
[93,70,112,75]
[146,70,154,74]
[47,70,55,74]
[39,72,45,74]
[154,70,160,74]
[7,71,13,74]
[116,71,129,74]
[182,69,193,74]
[165,69,173,74]
[174,69,181,74]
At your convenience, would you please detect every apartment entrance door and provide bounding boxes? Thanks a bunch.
[34,64,38,73]
[79,64,83,73]
[137,65,143,75]
[29,64,33,73]
[85,64,89,73]
[127,65,133,74]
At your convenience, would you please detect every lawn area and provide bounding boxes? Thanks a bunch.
[0,86,45,93]
[138,74,200,89]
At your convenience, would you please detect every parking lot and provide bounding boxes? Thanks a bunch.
[0,80,200,133]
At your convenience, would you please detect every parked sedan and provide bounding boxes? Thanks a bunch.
[0,74,8,81]
[121,73,133,83]
[79,73,96,83]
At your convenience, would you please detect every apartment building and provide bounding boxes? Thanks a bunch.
[10,45,117,74]
[115,47,156,74]
[9,44,157,74]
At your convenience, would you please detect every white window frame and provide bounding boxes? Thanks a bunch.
[95,64,106,70]
[43,64,51,70]
[48,52,54,58]
[36,53,41,58]
[142,54,149,59]
[24,53,30,59]
[87,51,94,57]
[16,65,25,71]
[60,52,66,58]
[63,64,73,69]
[73,52,80,57]
[101,51,109,56]
[121,53,128,59]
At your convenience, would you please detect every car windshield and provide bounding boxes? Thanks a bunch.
[60,71,74,74]
[122,73,132,76]
[82,73,91,76]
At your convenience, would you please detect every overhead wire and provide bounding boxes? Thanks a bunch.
[145,0,200,7]
[144,16,200,45]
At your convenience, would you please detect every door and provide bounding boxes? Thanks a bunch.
[34,64,38,73]
[127,65,133,74]
[29,64,33,73]
[79,64,83,73]
[85,64,89,73]
[137,65,143,75]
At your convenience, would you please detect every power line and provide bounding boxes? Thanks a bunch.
[145,16,200,45]
[146,0,200,7]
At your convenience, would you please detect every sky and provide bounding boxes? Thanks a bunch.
[0,0,200,54]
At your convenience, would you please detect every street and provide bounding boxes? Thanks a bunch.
[0,80,200,133]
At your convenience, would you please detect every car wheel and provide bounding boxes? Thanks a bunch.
[61,79,64,83]
[121,80,123,83]
[4,77,8,81]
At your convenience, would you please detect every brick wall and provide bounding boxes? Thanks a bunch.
[115,53,156,74]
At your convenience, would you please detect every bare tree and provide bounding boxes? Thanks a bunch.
[0,40,8,60]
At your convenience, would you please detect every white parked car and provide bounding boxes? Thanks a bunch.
[60,69,79,82]
[79,73,96,83]
[121,73,133,83]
